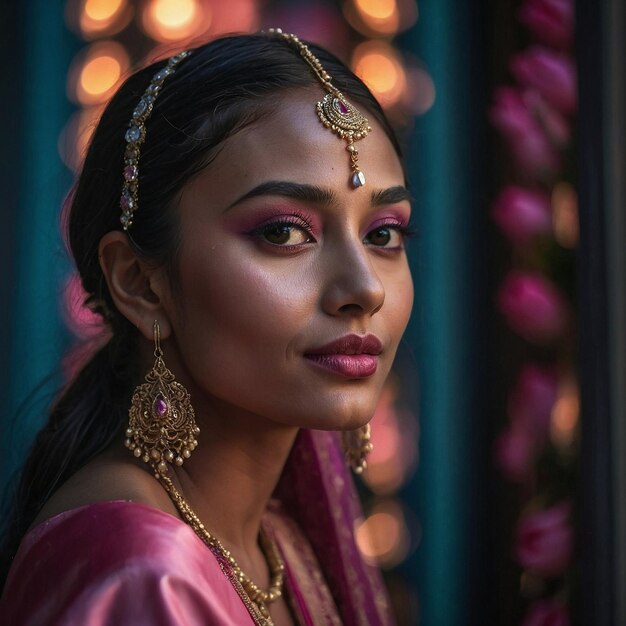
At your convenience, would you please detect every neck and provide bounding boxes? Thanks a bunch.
[170,401,299,558]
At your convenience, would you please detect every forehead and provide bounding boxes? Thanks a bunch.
[180,89,404,209]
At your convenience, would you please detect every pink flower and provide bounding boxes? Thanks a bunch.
[490,87,560,177]
[495,424,537,482]
[492,186,552,244]
[523,91,571,148]
[509,365,559,438]
[511,47,577,115]
[516,503,574,576]
[497,272,568,342]
[518,0,574,51]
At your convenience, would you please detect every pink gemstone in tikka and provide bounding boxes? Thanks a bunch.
[154,396,168,417]
[336,99,349,115]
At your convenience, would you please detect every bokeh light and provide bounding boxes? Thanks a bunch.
[344,0,417,37]
[141,0,209,42]
[550,377,579,449]
[363,380,417,494]
[354,0,399,34]
[404,65,436,115]
[65,0,132,38]
[352,41,407,108]
[356,0,396,19]
[209,0,259,36]
[79,0,132,37]
[552,182,579,249]
[68,41,129,107]
[355,500,411,568]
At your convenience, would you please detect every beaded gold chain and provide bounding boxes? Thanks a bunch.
[268,28,372,188]
[156,470,284,625]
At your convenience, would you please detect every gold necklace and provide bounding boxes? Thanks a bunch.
[156,470,285,624]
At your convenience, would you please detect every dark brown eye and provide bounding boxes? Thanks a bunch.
[367,227,392,246]
[261,223,311,245]
[364,225,406,248]
[264,224,291,244]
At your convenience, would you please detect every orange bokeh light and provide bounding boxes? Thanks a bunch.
[69,42,129,107]
[551,378,580,448]
[355,0,396,19]
[353,0,399,34]
[552,182,579,249]
[355,501,410,567]
[352,42,407,108]
[84,0,123,21]
[344,0,417,37]
[141,0,210,42]
[81,55,121,95]
[77,0,131,37]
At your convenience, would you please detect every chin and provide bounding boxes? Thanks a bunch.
[293,400,377,432]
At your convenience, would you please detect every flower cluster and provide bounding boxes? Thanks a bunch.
[489,1,578,623]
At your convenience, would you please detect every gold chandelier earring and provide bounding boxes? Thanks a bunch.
[342,424,373,474]
[125,320,199,478]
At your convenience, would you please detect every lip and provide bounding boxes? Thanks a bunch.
[304,334,382,378]
[305,334,383,356]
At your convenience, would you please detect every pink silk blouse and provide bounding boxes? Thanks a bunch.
[0,499,342,626]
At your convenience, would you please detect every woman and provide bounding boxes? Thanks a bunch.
[0,29,413,625]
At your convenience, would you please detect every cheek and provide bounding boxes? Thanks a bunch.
[176,244,316,357]
[381,263,414,337]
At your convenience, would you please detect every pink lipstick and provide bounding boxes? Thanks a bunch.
[304,334,382,378]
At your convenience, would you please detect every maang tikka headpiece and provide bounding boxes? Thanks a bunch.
[268,28,372,189]
[120,50,192,231]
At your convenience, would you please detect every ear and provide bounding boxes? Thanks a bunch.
[98,231,172,341]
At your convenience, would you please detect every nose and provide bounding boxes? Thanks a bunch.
[320,238,386,317]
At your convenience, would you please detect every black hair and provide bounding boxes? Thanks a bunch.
[0,32,402,587]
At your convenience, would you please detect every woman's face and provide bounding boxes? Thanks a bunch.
[165,88,413,431]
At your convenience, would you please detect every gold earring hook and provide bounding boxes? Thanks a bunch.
[153,320,163,358]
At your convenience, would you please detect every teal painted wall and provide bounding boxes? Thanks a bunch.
[401,2,486,623]
[1,1,74,493]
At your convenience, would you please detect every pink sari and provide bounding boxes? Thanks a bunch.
[0,430,395,625]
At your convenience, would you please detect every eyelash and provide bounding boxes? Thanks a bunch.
[365,220,417,250]
[249,213,315,246]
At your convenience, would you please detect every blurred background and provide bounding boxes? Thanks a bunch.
[0,0,624,624]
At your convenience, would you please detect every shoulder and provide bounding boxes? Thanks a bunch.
[2,501,251,626]
[31,445,179,529]
[20,500,201,575]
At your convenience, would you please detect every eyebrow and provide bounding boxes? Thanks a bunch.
[227,181,336,209]
[227,180,411,210]
[370,186,412,206]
